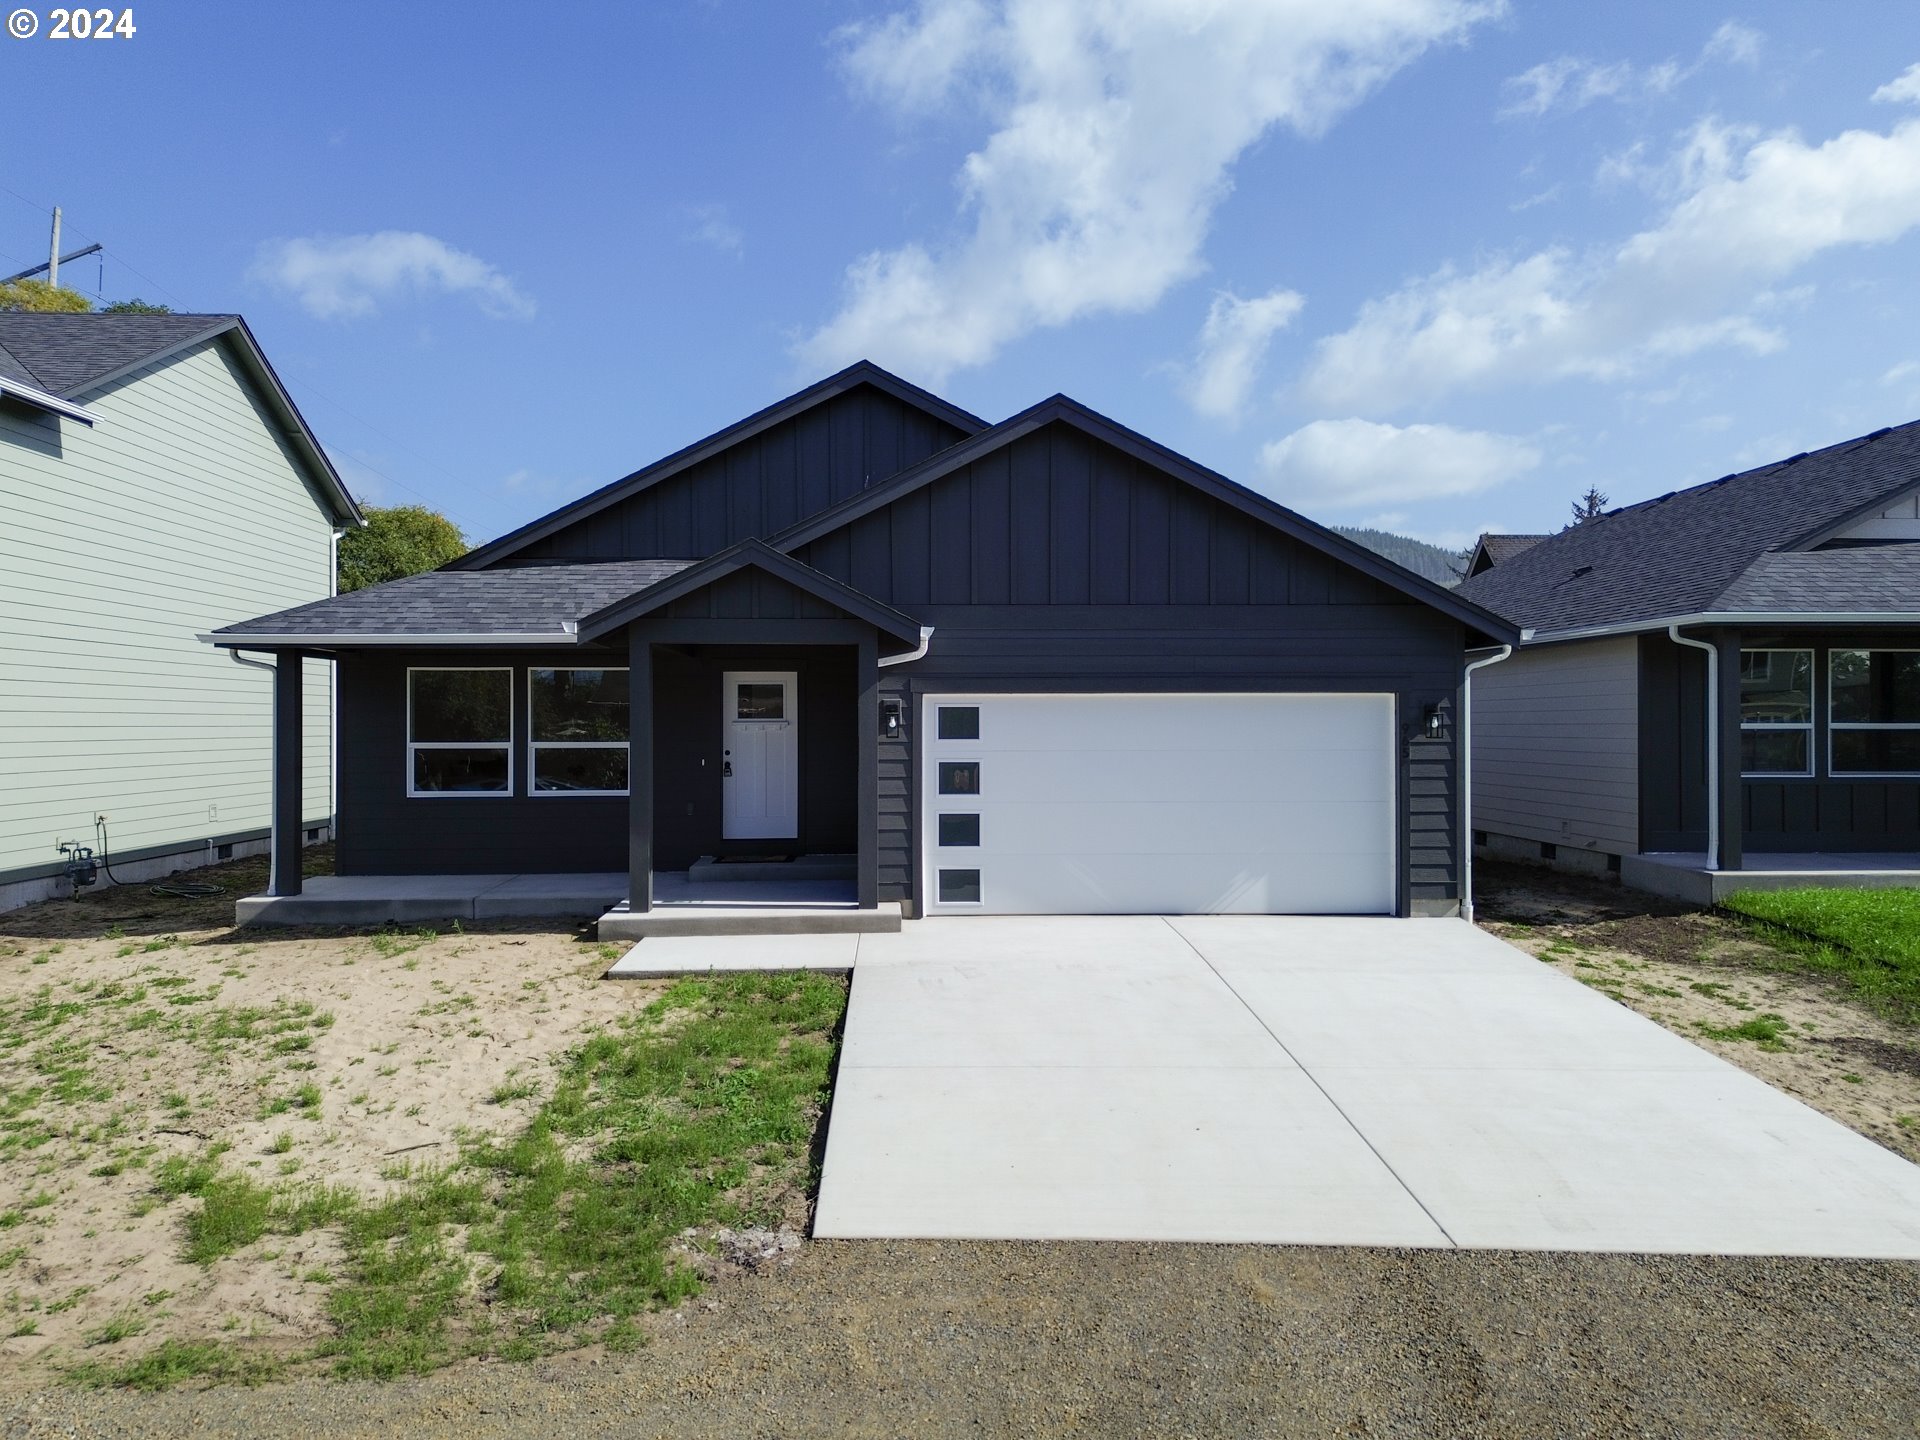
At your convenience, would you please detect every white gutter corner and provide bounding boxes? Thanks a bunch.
[878,626,935,668]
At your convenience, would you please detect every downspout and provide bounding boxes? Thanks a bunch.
[1667,624,1720,871]
[877,626,935,668]
[1460,639,1519,923]
[330,527,344,840]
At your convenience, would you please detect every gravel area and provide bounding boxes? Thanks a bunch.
[5,1240,1919,1438]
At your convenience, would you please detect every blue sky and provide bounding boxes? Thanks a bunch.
[6,1,1920,553]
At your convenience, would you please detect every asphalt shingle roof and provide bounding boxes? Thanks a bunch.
[213,560,698,639]
[1479,534,1548,565]
[1712,548,1920,613]
[1457,419,1920,632]
[0,312,236,396]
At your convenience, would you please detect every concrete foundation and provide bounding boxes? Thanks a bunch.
[1622,852,1920,906]
[236,872,624,927]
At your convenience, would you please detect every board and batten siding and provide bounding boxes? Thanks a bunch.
[0,337,334,892]
[1471,637,1639,856]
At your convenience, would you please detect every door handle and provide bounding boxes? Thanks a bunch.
[722,760,733,777]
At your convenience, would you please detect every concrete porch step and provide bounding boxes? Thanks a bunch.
[596,900,903,940]
[687,853,856,884]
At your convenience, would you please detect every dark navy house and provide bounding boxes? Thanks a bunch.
[210,363,1516,933]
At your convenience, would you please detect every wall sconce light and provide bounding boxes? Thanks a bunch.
[1423,704,1445,739]
[880,697,903,741]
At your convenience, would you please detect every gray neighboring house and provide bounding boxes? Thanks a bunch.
[0,312,362,909]
[1458,420,1920,902]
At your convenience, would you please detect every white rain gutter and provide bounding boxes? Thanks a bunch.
[1460,638,1522,923]
[877,626,935,668]
[1668,624,1720,871]
[0,379,99,425]
[1528,610,1920,646]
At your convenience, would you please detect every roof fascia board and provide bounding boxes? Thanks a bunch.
[1781,472,1920,552]
[0,378,99,424]
[200,631,580,648]
[769,397,1520,645]
[71,317,364,528]
[575,538,921,644]
[1525,611,1920,645]
[450,362,990,572]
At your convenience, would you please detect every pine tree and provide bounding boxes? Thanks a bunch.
[1568,486,1610,527]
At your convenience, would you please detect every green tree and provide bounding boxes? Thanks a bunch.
[337,505,468,592]
[1567,486,1611,527]
[101,298,171,314]
[0,278,90,312]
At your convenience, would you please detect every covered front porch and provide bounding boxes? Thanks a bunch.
[224,540,925,936]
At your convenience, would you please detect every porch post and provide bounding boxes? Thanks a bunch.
[856,633,879,910]
[269,653,303,897]
[1715,628,1744,871]
[627,626,654,913]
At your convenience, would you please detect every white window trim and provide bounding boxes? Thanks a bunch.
[407,667,514,799]
[1739,648,1814,779]
[1828,648,1920,778]
[528,667,631,798]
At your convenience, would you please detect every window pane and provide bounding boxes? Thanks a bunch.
[531,668,629,741]
[413,747,509,793]
[1740,729,1808,775]
[1739,650,1811,724]
[533,746,628,793]
[411,670,510,743]
[938,813,981,847]
[938,761,980,795]
[938,706,980,740]
[938,869,982,903]
[1831,651,1920,724]
[736,683,785,720]
[1833,728,1920,774]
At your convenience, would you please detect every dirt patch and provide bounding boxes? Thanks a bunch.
[0,848,646,1380]
[1476,859,1920,1164]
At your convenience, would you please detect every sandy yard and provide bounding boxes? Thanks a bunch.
[1475,860,1920,1166]
[0,847,647,1377]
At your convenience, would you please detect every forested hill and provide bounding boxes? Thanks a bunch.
[1332,527,1467,588]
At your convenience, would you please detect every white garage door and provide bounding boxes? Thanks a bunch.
[920,693,1396,916]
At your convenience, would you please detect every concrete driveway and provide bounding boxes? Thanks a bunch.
[811,916,1920,1256]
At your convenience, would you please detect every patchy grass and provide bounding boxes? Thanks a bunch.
[1722,888,1920,1022]
[314,969,843,1378]
[1695,1012,1794,1051]
[66,1339,284,1391]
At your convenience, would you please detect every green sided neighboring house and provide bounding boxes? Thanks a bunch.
[0,312,362,909]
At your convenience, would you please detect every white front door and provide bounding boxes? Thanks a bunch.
[722,671,799,840]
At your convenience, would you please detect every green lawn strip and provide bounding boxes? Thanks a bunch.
[66,1339,285,1391]
[68,970,846,1389]
[1721,887,1920,1023]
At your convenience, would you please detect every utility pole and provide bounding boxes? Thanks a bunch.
[48,207,61,289]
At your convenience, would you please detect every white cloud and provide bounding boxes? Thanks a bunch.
[1180,287,1305,420]
[1303,109,1920,411]
[798,0,1502,383]
[685,204,745,257]
[1702,20,1763,68]
[252,231,534,321]
[1256,417,1541,509]
[1882,359,1920,386]
[1501,21,1761,119]
[1874,62,1920,106]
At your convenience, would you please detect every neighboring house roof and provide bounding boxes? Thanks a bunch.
[1457,419,1920,638]
[449,360,988,571]
[1464,533,1548,578]
[768,392,1519,646]
[0,311,363,527]
[207,559,695,645]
